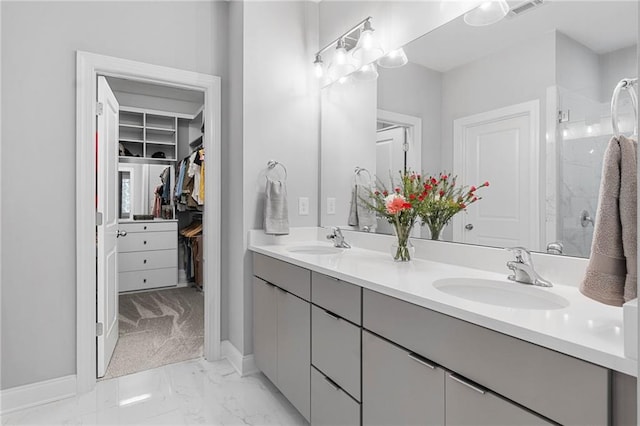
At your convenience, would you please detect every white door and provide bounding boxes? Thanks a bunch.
[376,126,407,235]
[453,101,540,250]
[96,76,120,378]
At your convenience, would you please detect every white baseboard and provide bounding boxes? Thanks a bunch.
[0,375,76,415]
[221,340,258,377]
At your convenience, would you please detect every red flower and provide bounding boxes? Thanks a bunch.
[469,186,476,192]
[431,178,437,185]
[395,187,401,193]
[382,191,388,196]
[409,174,416,181]
[424,184,432,191]
[403,202,412,209]
[418,195,425,201]
[483,181,490,187]
[442,174,448,180]
[409,194,416,200]
[459,203,466,209]
[473,196,478,202]
[439,190,445,197]
[374,191,380,196]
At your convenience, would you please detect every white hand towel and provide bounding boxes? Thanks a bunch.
[357,184,377,231]
[580,135,637,306]
[264,178,289,235]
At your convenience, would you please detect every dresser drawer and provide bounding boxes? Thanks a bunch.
[363,289,608,426]
[119,268,177,292]
[311,305,361,401]
[253,253,310,301]
[119,249,177,272]
[312,272,361,325]
[311,366,360,426]
[118,231,177,253]
[119,221,177,233]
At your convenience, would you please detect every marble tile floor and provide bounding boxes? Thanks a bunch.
[1,358,308,426]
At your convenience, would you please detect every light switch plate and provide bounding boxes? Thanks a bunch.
[327,197,336,215]
[298,197,309,216]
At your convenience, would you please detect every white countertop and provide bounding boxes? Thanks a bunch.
[249,233,637,377]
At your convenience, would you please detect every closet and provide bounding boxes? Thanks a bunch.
[111,77,206,293]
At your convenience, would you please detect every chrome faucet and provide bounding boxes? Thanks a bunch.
[326,227,351,248]
[506,247,552,287]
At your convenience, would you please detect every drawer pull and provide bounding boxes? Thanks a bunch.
[143,278,147,283]
[408,352,436,370]
[449,374,486,395]
[144,226,147,230]
[324,376,341,391]
[323,310,341,320]
[143,241,147,245]
[143,259,147,264]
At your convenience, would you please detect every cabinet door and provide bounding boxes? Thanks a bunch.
[445,373,552,426]
[277,289,311,421]
[363,330,445,426]
[252,277,277,384]
[311,366,360,426]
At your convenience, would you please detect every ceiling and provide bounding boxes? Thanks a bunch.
[405,0,638,73]
[105,77,204,104]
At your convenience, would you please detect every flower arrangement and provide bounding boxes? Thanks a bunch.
[418,173,489,240]
[364,171,431,261]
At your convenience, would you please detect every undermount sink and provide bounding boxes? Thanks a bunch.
[433,278,570,310]
[286,245,344,255]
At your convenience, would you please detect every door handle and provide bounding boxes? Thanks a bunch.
[465,224,474,231]
[117,230,128,238]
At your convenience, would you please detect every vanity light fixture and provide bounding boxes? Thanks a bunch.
[464,0,510,26]
[313,16,382,83]
[328,39,356,80]
[377,47,408,68]
[313,54,324,79]
[351,19,384,64]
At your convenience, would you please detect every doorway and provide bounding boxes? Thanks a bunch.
[76,51,221,393]
[452,100,540,249]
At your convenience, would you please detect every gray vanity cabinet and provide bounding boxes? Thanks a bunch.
[252,254,311,421]
[445,373,552,426]
[362,330,445,426]
[252,277,277,383]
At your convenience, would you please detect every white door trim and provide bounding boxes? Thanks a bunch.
[75,51,221,394]
[452,100,540,248]
[377,109,422,173]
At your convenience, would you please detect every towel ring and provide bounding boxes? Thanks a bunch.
[267,160,287,181]
[611,78,638,138]
[354,166,372,185]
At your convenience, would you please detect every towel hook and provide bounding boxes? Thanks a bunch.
[611,77,638,138]
[267,160,287,181]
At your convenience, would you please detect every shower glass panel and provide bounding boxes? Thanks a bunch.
[555,86,636,257]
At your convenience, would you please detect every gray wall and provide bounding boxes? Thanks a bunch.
[1,0,229,389]
[378,62,443,175]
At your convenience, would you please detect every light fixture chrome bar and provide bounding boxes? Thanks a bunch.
[315,16,372,57]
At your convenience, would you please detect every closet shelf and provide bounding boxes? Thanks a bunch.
[120,138,144,144]
[146,140,176,146]
[146,126,176,133]
[119,124,144,129]
[118,108,178,163]
[120,156,176,165]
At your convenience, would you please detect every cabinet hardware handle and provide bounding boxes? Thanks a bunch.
[408,353,436,369]
[143,241,147,245]
[324,310,340,320]
[144,226,147,230]
[449,374,486,395]
[143,279,147,283]
[324,376,341,391]
[143,259,147,264]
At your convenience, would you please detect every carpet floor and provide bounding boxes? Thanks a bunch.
[102,286,204,380]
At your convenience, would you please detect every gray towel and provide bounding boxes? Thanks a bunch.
[580,135,637,306]
[264,179,289,235]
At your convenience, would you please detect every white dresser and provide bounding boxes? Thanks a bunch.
[118,220,178,292]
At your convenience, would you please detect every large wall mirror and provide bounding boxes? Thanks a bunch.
[320,0,638,258]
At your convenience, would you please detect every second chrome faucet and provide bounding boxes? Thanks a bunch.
[506,247,552,287]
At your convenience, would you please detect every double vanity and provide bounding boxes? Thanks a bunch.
[249,228,637,426]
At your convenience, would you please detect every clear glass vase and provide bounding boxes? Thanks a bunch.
[391,221,416,262]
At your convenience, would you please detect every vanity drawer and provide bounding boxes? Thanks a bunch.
[118,231,177,253]
[311,272,361,325]
[253,253,310,301]
[119,249,177,272]
[311,305,361,401]
[119,267,176,292]
[311,366,360,426]
[119,221,177,233]
[446,373,552,425]
[363,289,608,426]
